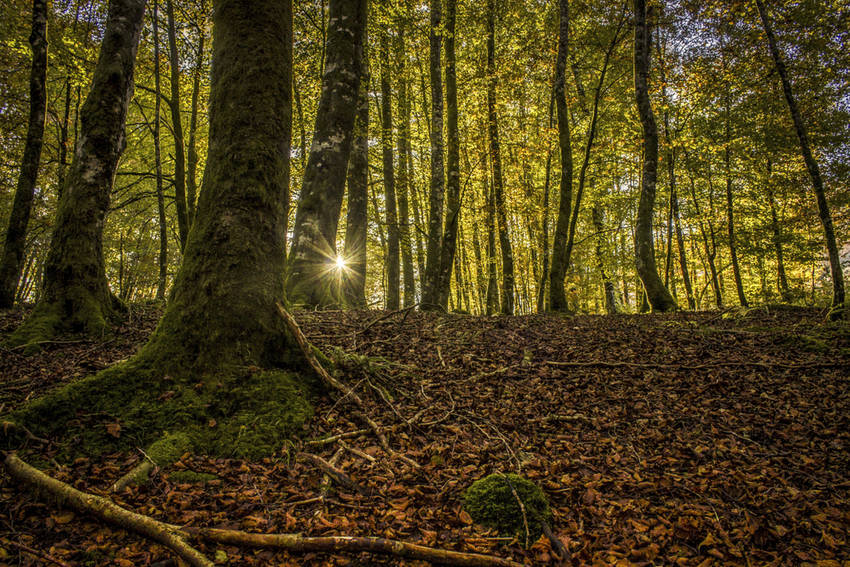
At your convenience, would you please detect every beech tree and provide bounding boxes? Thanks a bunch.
[10,0,147,345]
[287,0,368,308]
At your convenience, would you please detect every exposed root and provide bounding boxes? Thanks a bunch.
[4,452,523,567]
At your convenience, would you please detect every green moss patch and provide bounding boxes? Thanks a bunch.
[168,470,219,483]
[463,473,552,547]
[6,357,313,462]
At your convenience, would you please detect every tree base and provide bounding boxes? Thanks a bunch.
[7,351,314,462]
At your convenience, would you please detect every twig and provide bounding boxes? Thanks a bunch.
[298,451,365,495]
[277,304,419,469]
[1,421,50,445]
[337,440,376,463]
[545,360,844,370]
[502,474,530,548]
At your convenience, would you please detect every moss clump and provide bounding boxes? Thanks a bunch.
[168,470,219,483]
[147,432,192,464]
[463,473,552,546]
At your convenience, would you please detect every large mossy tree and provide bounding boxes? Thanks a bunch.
[11,0,317,461]
[9,0,147,345]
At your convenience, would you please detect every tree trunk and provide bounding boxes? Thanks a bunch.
[592,204,619,314]
[436,0,461,311]
[724,100,747,307]
[287,0,367,308]
[421,0,445,311]
[186,29,205,226]
[342,25,369,309]
[10,0,145,345]
[166,0,189,250]
[153,0,168,301]
[380,31,400,310]
[484,150,499,315]
[766,160,791,302]
[396,19,416,308]
[549,0,573,312]
[486,0,514,315]
[632,0,675,312]
[0,0,48,308]
[755,0,844,316]
[671,174,694,309]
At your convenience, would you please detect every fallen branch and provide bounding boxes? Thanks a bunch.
[298,451,364,495]
[5,453,523,567]
[3,453,213,567]
[1,421,50,445]
[179,526,526,567]
[545,360,844,370]
[111,454,155,493]
[277,304,419,468]
[4,539,72,567]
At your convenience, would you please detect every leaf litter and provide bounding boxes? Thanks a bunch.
[1,305,848,565]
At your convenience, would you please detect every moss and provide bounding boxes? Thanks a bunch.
[168,470,219,483]
[463,473,551,547]
[6,358,313,462]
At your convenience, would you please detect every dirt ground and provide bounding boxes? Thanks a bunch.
[1,305,848,566]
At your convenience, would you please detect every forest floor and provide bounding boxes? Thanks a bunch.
[1,305,849,566]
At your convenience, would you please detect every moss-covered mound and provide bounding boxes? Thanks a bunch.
[5,357,313,462]
[463,473,552,546]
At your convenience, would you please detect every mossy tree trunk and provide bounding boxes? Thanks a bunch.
[10,0,146,345]
[287,0,368,308]
[632,0,675,312]
[0,0,48,308]
[142,0,295,371]
[165,0,189,250]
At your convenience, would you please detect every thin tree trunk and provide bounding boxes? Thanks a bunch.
[632,0,675,312]
[685,157,722,308]
[671,174,694,309]
[484,149,499,315]
[287,0,367,307]
[486,0,514,315]
[0,0,48,308]
[765,159,791,302]
[421,0,445,311]
[186,28,205,226]
[592,204,619,314]
[380,31,399,310]
[166,0,189,249]
[549,0,573,312]
[343,25,369,309]
[153,0,168,301]
[435,0,460,311]
[396,18,415,308]
[755,0,844,316]
[536,82,555,314]
[724,98,747,307]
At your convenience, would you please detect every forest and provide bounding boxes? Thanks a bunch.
[0,0,849,565]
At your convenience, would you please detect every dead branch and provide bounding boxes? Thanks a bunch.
[179,526,526,567]
[3,453,213,567]
[111,454,155,493]
[5,539,72,567]
[544,360,844,370]
[277,304,419,468]
[1,420,50,445]
[5,453,522,567]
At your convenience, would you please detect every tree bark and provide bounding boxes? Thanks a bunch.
[153,0,168,301]
[343,24,369,308]
[287,0,367,308]
[755,0,844,316]
[380,31,400,310]
[549,0,573,312]
[421,0,445,311]
[0,0,48,308]
[396,22,416,309]
[486,0,514,315]
[186,28,206,226]
[632,0,675,312]
[436,0,461,311]
[10,0,146,345]
[166,0,190,250]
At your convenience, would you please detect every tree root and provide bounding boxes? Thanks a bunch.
[4,452,524,567]
[3,452,214,567]
[277,304,419,468]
